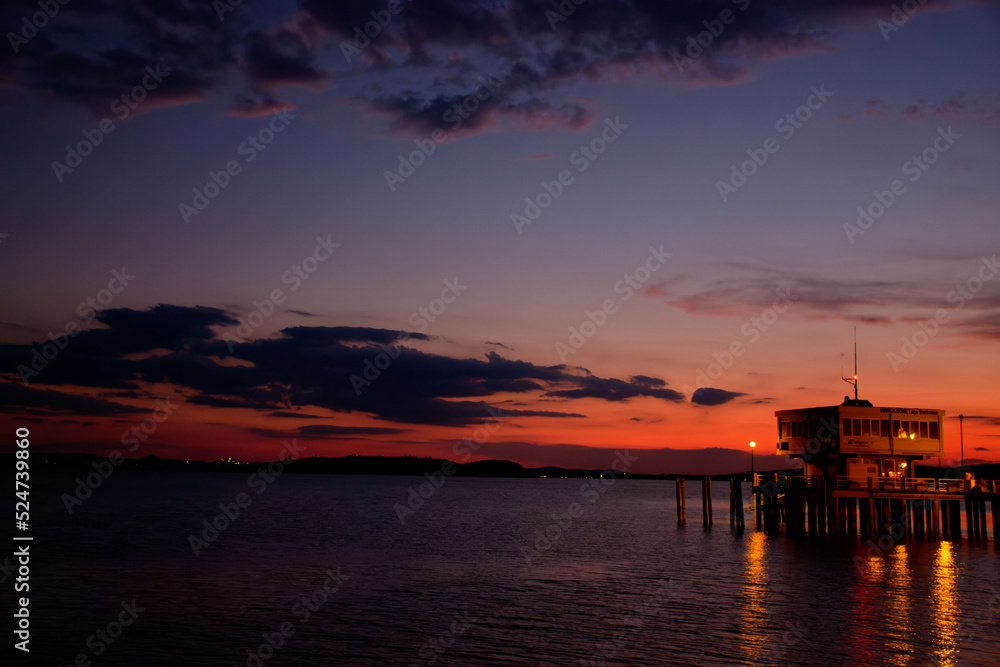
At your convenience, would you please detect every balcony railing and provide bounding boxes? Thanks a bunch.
[833,476,971,492]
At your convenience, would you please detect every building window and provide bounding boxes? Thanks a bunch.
[843,419,852,436]
[861,419,871,436]
[920,421,928,438]
[929,421,939,439]
[881,420,890,437]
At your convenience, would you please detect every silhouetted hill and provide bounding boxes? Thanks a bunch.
[10,453,531,478]
[6,453,996,481]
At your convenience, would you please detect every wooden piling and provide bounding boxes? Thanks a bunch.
[730,477,745,531]
[965,495,975,540]
[759,475,776,532]
[990,491,1000,544]
[977,495,988,539]
[859,499,869,538]
[702,476,713,528]
[753,474,762,530]
[992,496,999,542]
[817,487,827,537]
[676,477,686,526]
[950,500,962,540]
[793,477,805,535]
[861,477,873,538]
[826,480,838,538]
[807,491,819,536]
[968,492,987,540]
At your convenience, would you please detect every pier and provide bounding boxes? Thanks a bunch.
[744,474,996,540]
[673,394,996,541]
[675,475,997,540]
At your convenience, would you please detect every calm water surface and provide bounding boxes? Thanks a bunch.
[21,472,1000,666]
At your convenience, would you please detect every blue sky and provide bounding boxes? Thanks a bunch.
[1,0,998,469]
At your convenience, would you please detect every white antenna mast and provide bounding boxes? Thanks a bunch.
[841,326,858,401]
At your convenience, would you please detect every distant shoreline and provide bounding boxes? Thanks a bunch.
[7,452,996,481]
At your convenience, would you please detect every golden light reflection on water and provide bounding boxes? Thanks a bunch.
[850,539,964,666]
[740,532,769,664]
[930,541,959,667]
[884,548,912,667]
[852,543,912,666]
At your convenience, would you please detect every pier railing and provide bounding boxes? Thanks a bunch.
[832,476,971,492]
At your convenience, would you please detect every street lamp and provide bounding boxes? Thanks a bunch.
[749,441,756,478]
[959,414,964,468]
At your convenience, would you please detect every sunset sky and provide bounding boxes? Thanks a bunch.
[1,0,998,473]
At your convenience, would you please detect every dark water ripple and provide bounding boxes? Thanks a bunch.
[17,472,1000,666]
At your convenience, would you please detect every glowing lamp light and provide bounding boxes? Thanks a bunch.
[910,433,915,439]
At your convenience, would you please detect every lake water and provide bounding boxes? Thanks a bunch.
[16,472,1000,666]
